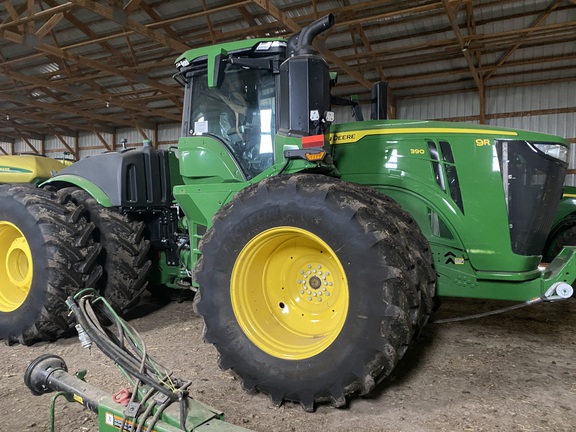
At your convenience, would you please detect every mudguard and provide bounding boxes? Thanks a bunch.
[43,146,179,208]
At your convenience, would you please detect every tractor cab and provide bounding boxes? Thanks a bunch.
[174,15,335,181]
[174,39,286,179]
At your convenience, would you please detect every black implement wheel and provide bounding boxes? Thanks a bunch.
[0,184,102,344]
[543,219,576,263]
[194,174,435,411]
[57,188,151,312]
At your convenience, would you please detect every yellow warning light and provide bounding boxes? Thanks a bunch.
[305,151,326,161]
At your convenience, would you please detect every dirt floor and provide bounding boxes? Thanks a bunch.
[1,294,575,432]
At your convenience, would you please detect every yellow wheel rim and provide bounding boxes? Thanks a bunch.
[0,221,33,312]
[231,227,349,360]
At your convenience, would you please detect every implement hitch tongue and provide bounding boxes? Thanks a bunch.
[24,291,252,432]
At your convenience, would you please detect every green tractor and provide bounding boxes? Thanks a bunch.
[1,15,575,410]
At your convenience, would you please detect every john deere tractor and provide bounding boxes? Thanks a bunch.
[1,15,575,410]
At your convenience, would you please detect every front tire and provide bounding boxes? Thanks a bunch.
[0,184,102,344]
[194,174,434,410]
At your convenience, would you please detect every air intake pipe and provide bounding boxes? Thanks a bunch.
[279,14,335,137]
[288,14,335,56]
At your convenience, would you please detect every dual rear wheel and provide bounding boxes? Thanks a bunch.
[194,174,436,410]
[0,184,150,344]
[0,184,102,344]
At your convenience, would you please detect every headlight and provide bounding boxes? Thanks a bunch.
[175,58,190,70]
[533,143,569,163]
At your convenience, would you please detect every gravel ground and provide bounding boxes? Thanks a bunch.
[1,295,575,432]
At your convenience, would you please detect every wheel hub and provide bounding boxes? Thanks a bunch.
[0,221,33,312]
[309,275,322,290]
[231,227,349,360]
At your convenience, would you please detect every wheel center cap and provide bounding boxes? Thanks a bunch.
[309,276,322,290]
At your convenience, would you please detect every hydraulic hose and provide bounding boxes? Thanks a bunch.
[66,296,178,401]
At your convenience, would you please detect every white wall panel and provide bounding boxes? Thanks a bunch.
[116,128,155,146]
[157,123,180,145]
[14,139,42,154]
[398,92,480,120]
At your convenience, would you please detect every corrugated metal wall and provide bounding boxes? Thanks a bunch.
[6,123,181,161]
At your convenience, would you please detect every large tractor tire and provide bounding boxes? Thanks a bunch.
[347,184,437,319]
[194,174,435,410]
[56,187,151,313]
[543,219,576,263]
[0,184,102,344]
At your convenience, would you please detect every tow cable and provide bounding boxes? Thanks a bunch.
[432,282,573,324]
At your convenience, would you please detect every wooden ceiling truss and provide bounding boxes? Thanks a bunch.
[0,0,574,148]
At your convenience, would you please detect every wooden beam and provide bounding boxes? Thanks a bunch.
[0,108,114,134]
[35,12,64,39]
[124,0,143,14]
[0,91,155,130]
[441,0,483,92]
[20,135,40,153]
[0,2,74,31]
[0,27,181,97]
[484,0,563,82]
[92,130,112,152]
[74,132,79,159]
[69,0,189,53]
[55,134,77,158]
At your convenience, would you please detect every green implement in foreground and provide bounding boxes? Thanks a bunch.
[2,14,575,412]
[24,292,251,432]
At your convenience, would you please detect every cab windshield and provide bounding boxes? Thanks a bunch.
[190,67,276,179]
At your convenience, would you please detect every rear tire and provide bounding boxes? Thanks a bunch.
[0,184,102,344]
[342,183,437,329]
[57,187,151,313]
[194,174,435,410]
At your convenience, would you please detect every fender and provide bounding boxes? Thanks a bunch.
[42,145,179,209]
[42,175,111,206]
